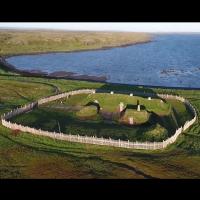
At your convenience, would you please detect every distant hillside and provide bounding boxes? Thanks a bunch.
[0,30,151,56]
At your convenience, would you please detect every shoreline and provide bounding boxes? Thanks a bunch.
[0,56,109,83]
[1,56,200,90]
[0,39,152,83]
[2,39,152,58]
[1,55,200,90]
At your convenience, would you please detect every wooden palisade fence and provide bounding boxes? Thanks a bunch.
[1,89,197,150]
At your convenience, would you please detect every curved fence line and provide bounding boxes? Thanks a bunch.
[1,89,197,150]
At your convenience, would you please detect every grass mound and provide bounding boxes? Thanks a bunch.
[76,106,98,118]
[121,109,150,125]
[166,99,194,126]
[143,123,168,142]
[58,93,171,115]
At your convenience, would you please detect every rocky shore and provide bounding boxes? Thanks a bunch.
[0,56,107,82]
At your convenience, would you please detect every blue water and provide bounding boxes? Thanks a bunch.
[6,34,200,88]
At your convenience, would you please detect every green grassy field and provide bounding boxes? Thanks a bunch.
[0,72,200,178]
[0,30,150,56]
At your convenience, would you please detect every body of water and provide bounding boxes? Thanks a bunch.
[6,34,200,88]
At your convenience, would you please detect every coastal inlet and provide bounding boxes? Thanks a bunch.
[6,34,200,88]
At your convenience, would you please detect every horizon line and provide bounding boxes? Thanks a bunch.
[1,27,200,33]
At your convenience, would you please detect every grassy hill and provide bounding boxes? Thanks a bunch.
[0,30,151,56]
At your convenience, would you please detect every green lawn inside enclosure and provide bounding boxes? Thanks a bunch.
[0,73,200,178]
[11,90,193,142]
[58,93,171,115]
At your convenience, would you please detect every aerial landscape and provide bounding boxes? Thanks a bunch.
[0,23,200,179]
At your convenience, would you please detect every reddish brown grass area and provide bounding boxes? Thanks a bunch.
[11,129,21,137]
